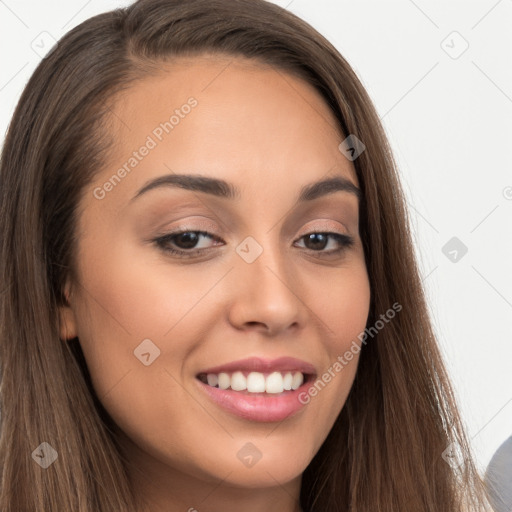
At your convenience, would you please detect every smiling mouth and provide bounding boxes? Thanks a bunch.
[196,370,314,395]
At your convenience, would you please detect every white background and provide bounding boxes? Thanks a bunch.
[0,0,511,475]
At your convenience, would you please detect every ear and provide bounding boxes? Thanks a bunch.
[58,279,78,341]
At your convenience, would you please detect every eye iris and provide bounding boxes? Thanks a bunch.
[305,233,328,250]
[176,232,200,249]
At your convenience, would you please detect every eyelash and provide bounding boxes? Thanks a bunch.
[152,229,355,259]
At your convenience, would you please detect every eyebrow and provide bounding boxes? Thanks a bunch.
[131,173,361,203]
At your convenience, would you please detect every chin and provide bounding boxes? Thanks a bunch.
[199,443,312,488]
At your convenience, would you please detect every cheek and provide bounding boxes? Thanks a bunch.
[300,261,370,420]
[320,260,371,351]
[68,241,180,399]
[73,233,218,341]
[71,237,238,407]
[70,248,211,458]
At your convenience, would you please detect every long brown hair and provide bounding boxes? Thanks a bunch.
[0,0,490,510]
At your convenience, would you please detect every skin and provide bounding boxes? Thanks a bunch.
[59,54,371,512]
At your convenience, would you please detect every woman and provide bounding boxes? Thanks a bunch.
[0,0,491,510]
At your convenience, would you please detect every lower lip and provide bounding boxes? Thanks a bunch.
[196,378,312,422]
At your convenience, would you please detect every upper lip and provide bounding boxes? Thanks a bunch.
[197,356,317,376]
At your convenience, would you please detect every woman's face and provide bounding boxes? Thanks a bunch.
[59,54,371,499]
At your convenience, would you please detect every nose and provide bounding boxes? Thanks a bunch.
[226,237,307,336]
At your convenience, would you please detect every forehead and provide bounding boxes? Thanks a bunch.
[90,54,358,207]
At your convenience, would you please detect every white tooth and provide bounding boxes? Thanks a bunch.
[265,371,284,394]
[206,373,218,387]
[283,372,293,391]
[291,371,303,390]
[247,372,266,392]
[218,372,231,390]
[230,371,247,391]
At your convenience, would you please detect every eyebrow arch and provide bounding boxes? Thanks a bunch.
[131,173,361,203]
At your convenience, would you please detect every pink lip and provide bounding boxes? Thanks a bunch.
[196,379,313,422]
[198,356,316,376]
[195,356,316,423]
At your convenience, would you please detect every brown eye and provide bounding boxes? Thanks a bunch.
[154,230,222,257]
[296,232,354,255]
[152,230,354,259]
